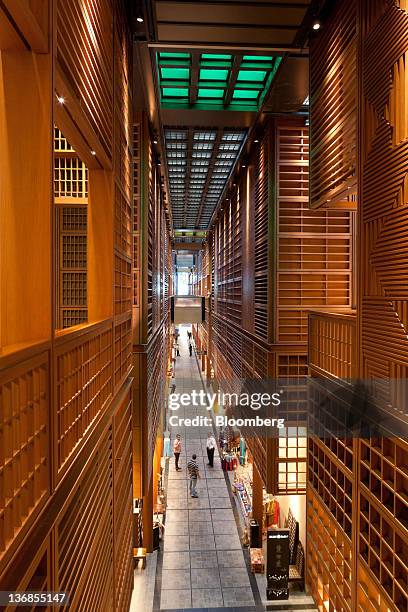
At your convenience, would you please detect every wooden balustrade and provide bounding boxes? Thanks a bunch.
[54,319,113,478]
[0,345,50,565]
[308,311,356,380]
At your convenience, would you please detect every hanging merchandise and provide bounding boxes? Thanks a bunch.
[240,436,246,465]
[163,431,172,459]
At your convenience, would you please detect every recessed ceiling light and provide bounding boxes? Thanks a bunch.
[153,139,158,144]
[91,150,96,156]
[137,16,144,23]
[312,21,321,30]
[254,139,259,143]
[57,95,65,104]
[242,164,246,168]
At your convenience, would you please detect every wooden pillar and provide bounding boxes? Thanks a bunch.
[88,169,114,322]
[142,476,153,553]
[0,49,52,348]
[252,462,264,527]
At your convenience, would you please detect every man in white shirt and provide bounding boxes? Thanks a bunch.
[173,433,182,470]
[206,431,216,467]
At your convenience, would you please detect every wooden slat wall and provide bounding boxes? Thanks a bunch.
[57,0,113,162]
[194,116,353,496]
[277,120,353,345]
[132,113,172,532]
[357,2,408,611]
[307,2,408,611]
[253,131,270,341]
[55,321,113,477]
[0,351,50,564]
[308,312,357,379]
[309,0,357,209]
[0,1,134,608]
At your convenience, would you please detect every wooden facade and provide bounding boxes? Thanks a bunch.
[0,1,134,609]
[193,115,354,495]
[306,1,408,611]
[132,113,172,551]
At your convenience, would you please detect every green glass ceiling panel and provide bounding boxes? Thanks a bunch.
[198,88,224,99]
[162,87,189,98]
[201,53,232,60]
[243,55,273,61]
[199,68,229,81]
[159,52,190,59]
[237,70,267,83]
[161,67,190,80]
[232,89,260,100]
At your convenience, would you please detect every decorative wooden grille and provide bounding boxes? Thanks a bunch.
[55,323,112,475]
[0,353,49,562]
[309,0,357,208]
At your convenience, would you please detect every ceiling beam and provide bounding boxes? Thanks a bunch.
[190,51,199,104]
[174,242,204,251]
[196,130,223,228]
[224,54,242,106]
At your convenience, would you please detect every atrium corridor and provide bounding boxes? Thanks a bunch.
[160,329,257,610]
[1,1,408,610]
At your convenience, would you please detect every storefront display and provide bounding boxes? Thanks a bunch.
[267,528,290,600]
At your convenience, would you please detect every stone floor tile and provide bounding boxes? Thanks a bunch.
[189,550,218,569]
[163,535,190,552]
[191,588,224,608]
[215,534,242,550]
[219,566,251,588]
[160,588,192,610]
[161,569,191,590]
[191,567,221,589]
[189,534,216,550]
[162,551,190,570]
[216,549,246,568]
[222,587,255,607]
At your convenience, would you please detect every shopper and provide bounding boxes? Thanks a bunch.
[173,434,182,470]
[206,431,216,467]
[187,330,192,340]
[176,345,180,357]
[219,427,226,450]
[188,343,193,357]
[187,454,200,497]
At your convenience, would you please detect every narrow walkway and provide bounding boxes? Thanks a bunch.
[159,328,257,610]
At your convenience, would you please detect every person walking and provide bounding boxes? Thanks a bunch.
[206,431,216,467]
[188,342,193,357]
[173,434,182,471]
[187,330,192,341]
[187,454,200,497]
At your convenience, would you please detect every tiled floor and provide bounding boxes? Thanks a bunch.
[159,328,257,610]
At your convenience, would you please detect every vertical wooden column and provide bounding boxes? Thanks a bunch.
[241,165,255,334]
[88,169,114,322]
[142,477,153,553]
[252,462,264,527]
[0,49,52,348]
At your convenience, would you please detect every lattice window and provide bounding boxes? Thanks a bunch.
[55,325,112,473]
[307,488,353,611]
[114,255,132,316]
[253,131,269,341]
[54,157,88,199]
[308,436,353,538]
[57,207,88,329]
[114,317,132,390]
[56,428,114,609]
[0,354,49,557]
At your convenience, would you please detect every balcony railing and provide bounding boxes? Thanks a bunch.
[308,311,357,380]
